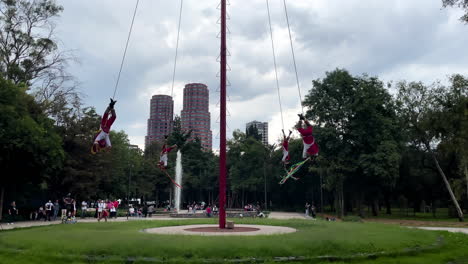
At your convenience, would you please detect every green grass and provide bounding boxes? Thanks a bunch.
[0,218,467,263]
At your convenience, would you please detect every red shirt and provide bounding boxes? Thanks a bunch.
[282,139,289,150]
[101,111,116,133]
[297,125,315,144]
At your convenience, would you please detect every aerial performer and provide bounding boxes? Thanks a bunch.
[158,135,181,188]
[281,129,293,165]
[158,135,178,170]
[296,113,319,159]
[91,99,117,154]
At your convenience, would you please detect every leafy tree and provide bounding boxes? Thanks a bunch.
[304,69,401,217]
[396,80,464,221]
[0,76,63,219]
[0,0,79,118]
[246,125,262,142]
[442,0,468,23]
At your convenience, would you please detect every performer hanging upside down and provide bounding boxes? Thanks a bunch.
[295,114,319,159]
[91,99,117,154]
[281,129,293,164]
[159,136,177,169]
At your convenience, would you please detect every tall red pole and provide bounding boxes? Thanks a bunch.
[219,0,227,229]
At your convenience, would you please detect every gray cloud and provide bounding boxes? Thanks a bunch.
[55,0,468,149]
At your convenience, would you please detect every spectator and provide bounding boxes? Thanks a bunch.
[148,205,154,217]
[7,201,18,225]
[63,193,74,217]
[213,205,218,215]
[45,200,54,221]
[81,200,88,218]
[206,205,212,217]
[97,200,104,220]
[53,200,60,221]
[311,204,316,219]
[98,200,109,222]
[128,205,135,217]
[143,204,148,218]
[305,202,310,217]
[72,200,77,217]
[108,200,116,219]
[37,206,45,221]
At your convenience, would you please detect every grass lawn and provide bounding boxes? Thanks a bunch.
[0,218,467,263]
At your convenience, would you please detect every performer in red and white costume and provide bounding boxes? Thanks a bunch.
[92,99,117,154]
[295,114,319,159]
[159,136,177,169]
[281,129,292,164]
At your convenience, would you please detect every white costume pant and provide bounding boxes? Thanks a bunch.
[160,153,168,166]
[282,148,289,162]
[302,141,314,159]
[94,131,111,147]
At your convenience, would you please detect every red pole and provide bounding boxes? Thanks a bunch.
[219,0,227,229]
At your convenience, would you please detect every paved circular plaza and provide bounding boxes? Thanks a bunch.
[142,224,297,236]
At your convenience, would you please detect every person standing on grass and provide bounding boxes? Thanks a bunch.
[7,201,18,225]
[305,202,311,217]
[107,200,116,219]
[45,200,54,221]
[81,200,88,218]
[97,199,104,220]
[311,204,317,219]
[53,200,60,221]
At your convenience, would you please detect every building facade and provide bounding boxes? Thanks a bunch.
[246,120,269,145]
[181,83,212,150]
[145,95,174,148]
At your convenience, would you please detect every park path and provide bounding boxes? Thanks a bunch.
[414,227,468,235]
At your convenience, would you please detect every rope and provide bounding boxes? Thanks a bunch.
[112,0,140,100]
[266,0,284,130]
[282,0,303,114]
[171,0,184,98]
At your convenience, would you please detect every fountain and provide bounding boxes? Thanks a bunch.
[174,150,182,212]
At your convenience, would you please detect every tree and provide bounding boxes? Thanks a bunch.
[0,76,64,219]
[304,69,401,217]
[0,0,79,118]
[396,80,464,221]
[442,0,468,23]
[246,125,262,142]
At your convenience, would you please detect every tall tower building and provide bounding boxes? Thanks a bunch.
[145,95,174,148]
[181,83,212,150]
[246,121,269,145]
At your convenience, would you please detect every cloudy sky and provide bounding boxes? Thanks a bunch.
[54,0,467,150]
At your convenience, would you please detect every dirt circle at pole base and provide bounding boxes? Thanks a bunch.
[142,224,297,236]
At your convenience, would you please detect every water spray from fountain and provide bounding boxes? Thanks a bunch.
[174,150,182,212]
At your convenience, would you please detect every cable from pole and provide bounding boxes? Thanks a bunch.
[266,0,284,130]
[171,0,184,98]
[282,0,303,114]
[112,0,140,100]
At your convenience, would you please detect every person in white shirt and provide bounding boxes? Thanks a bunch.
[97,200,104,220]
[81,201,88,218]
[45,200,54,221]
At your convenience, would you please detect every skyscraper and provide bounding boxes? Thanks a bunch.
[145,95,174,148]
[181,83,212,150]
[246,121,269,145]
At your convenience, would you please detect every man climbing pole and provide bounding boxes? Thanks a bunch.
[91,99,117,154]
